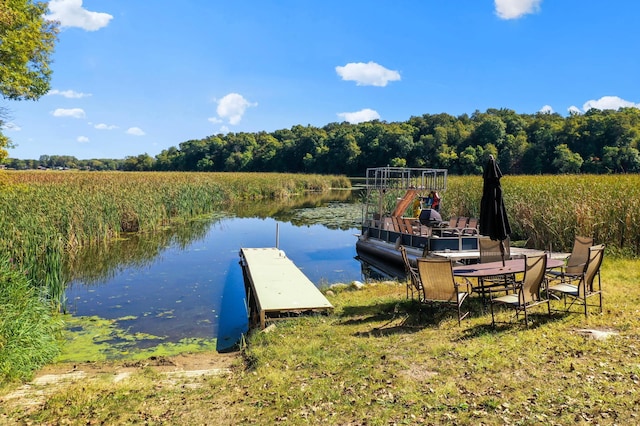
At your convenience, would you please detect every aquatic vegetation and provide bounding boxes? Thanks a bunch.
[0,170,349,308]
[55,315,217,362]
[0,170,348,382]
[443,174,640,254]
[289,202,362,230]
[0,257,61,384]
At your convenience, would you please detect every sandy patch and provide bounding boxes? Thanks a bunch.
[1,351,239,410]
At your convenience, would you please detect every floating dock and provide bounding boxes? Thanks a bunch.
[239,248,333,329]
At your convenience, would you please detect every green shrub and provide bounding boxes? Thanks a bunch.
[0,257,61,384]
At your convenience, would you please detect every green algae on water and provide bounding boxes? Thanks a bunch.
[56,315,217,363]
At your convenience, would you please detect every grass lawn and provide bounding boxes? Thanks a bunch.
[2,256,639,425]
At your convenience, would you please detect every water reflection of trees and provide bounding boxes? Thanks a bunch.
[65,190,363,285]
[64,217,215,285]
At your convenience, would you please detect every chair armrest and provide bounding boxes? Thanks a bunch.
[460,227,478,236]
[454,277,473,295]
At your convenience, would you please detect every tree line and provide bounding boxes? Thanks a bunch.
[5,107,640,175]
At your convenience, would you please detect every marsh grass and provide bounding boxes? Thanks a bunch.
[0,257,61,383]
[4,256,640,425]
[0,171,349,308]
[444,174,640,255]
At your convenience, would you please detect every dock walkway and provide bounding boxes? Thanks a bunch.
[239,248,333,329]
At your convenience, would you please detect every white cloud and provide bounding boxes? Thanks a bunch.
[214,93,257,125]
[582,96,640,112]
[49,89,92,98]
[94,123,118,130]
[335,61,401,87]
[52,108,86,118]
[2,122,21,131]
[337,108,381,124]
[219,126,230,134]
[568,106,582,115]
[539,105,553,114]
[77,136,89,143]
[207,117,223,124]
[47,0,113,31]
[495,0,542,20]
[126,127,146,136]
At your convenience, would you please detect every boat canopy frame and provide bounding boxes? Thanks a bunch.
[365,167,448,192]
[363,167,448,221]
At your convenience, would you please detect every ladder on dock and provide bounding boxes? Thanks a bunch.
[239,248,334,329]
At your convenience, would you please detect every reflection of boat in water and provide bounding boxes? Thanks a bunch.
[355,167,478,277]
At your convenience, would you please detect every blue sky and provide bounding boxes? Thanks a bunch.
[3,0,640,160]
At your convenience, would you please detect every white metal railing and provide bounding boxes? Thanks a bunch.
[365,167,447,192]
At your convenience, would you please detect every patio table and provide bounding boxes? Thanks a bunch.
[453,258,564,295]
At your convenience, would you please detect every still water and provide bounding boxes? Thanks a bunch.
[64,193,367,352]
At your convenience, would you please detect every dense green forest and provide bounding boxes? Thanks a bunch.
[6,107,640,174]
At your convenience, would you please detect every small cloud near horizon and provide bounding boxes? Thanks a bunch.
[77,136,89,143]
[335,61,401,87]
[539,105,553,114]
[495,0,542,20]
[211,93,257,126]
[126,127,145,136]
[52,108,86,119]
[47,0,113,31]
[337,108,381,124]
[583,96,639,112]
[565,96,639,114]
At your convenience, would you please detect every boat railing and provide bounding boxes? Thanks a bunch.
[365,167,447,192]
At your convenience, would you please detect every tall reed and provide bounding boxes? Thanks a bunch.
[0,171,350,309]
[443,174,640,254]
[0,256,61,384]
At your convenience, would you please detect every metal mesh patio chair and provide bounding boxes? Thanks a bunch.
[547,236,594,285]
[548,244,604,317]
[489,254,550,327]
[399,245,422,301]
[416,257,472,325]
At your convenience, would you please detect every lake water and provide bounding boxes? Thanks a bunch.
[64,194,369,352]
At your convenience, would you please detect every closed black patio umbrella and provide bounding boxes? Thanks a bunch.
[479,155,511,266]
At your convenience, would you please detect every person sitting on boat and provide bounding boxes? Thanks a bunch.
[412,198,421,218]
[430,191,441,212]
[422,195,433,209]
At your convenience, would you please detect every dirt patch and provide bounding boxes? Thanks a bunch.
[2,351,240,410]
[400,364,438,382]
[574,327,619,340]
[38,350,236,375]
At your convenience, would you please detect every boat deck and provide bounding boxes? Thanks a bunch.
[239,248,333,329]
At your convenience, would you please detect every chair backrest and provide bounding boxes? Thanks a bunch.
[399,245,421,292]
[399,245,412,273]
[416,257,457,302]
[466,217,478,230]
[579,244,605,297]
[519,254,547,305]
[391,216,402,233]
[455,217,469,229]
[479,236,511,263]
[565,236,594,274]
[447,216,458,228]
[403,218,416,235]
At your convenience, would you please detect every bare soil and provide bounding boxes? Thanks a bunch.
[1,351,239,411]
